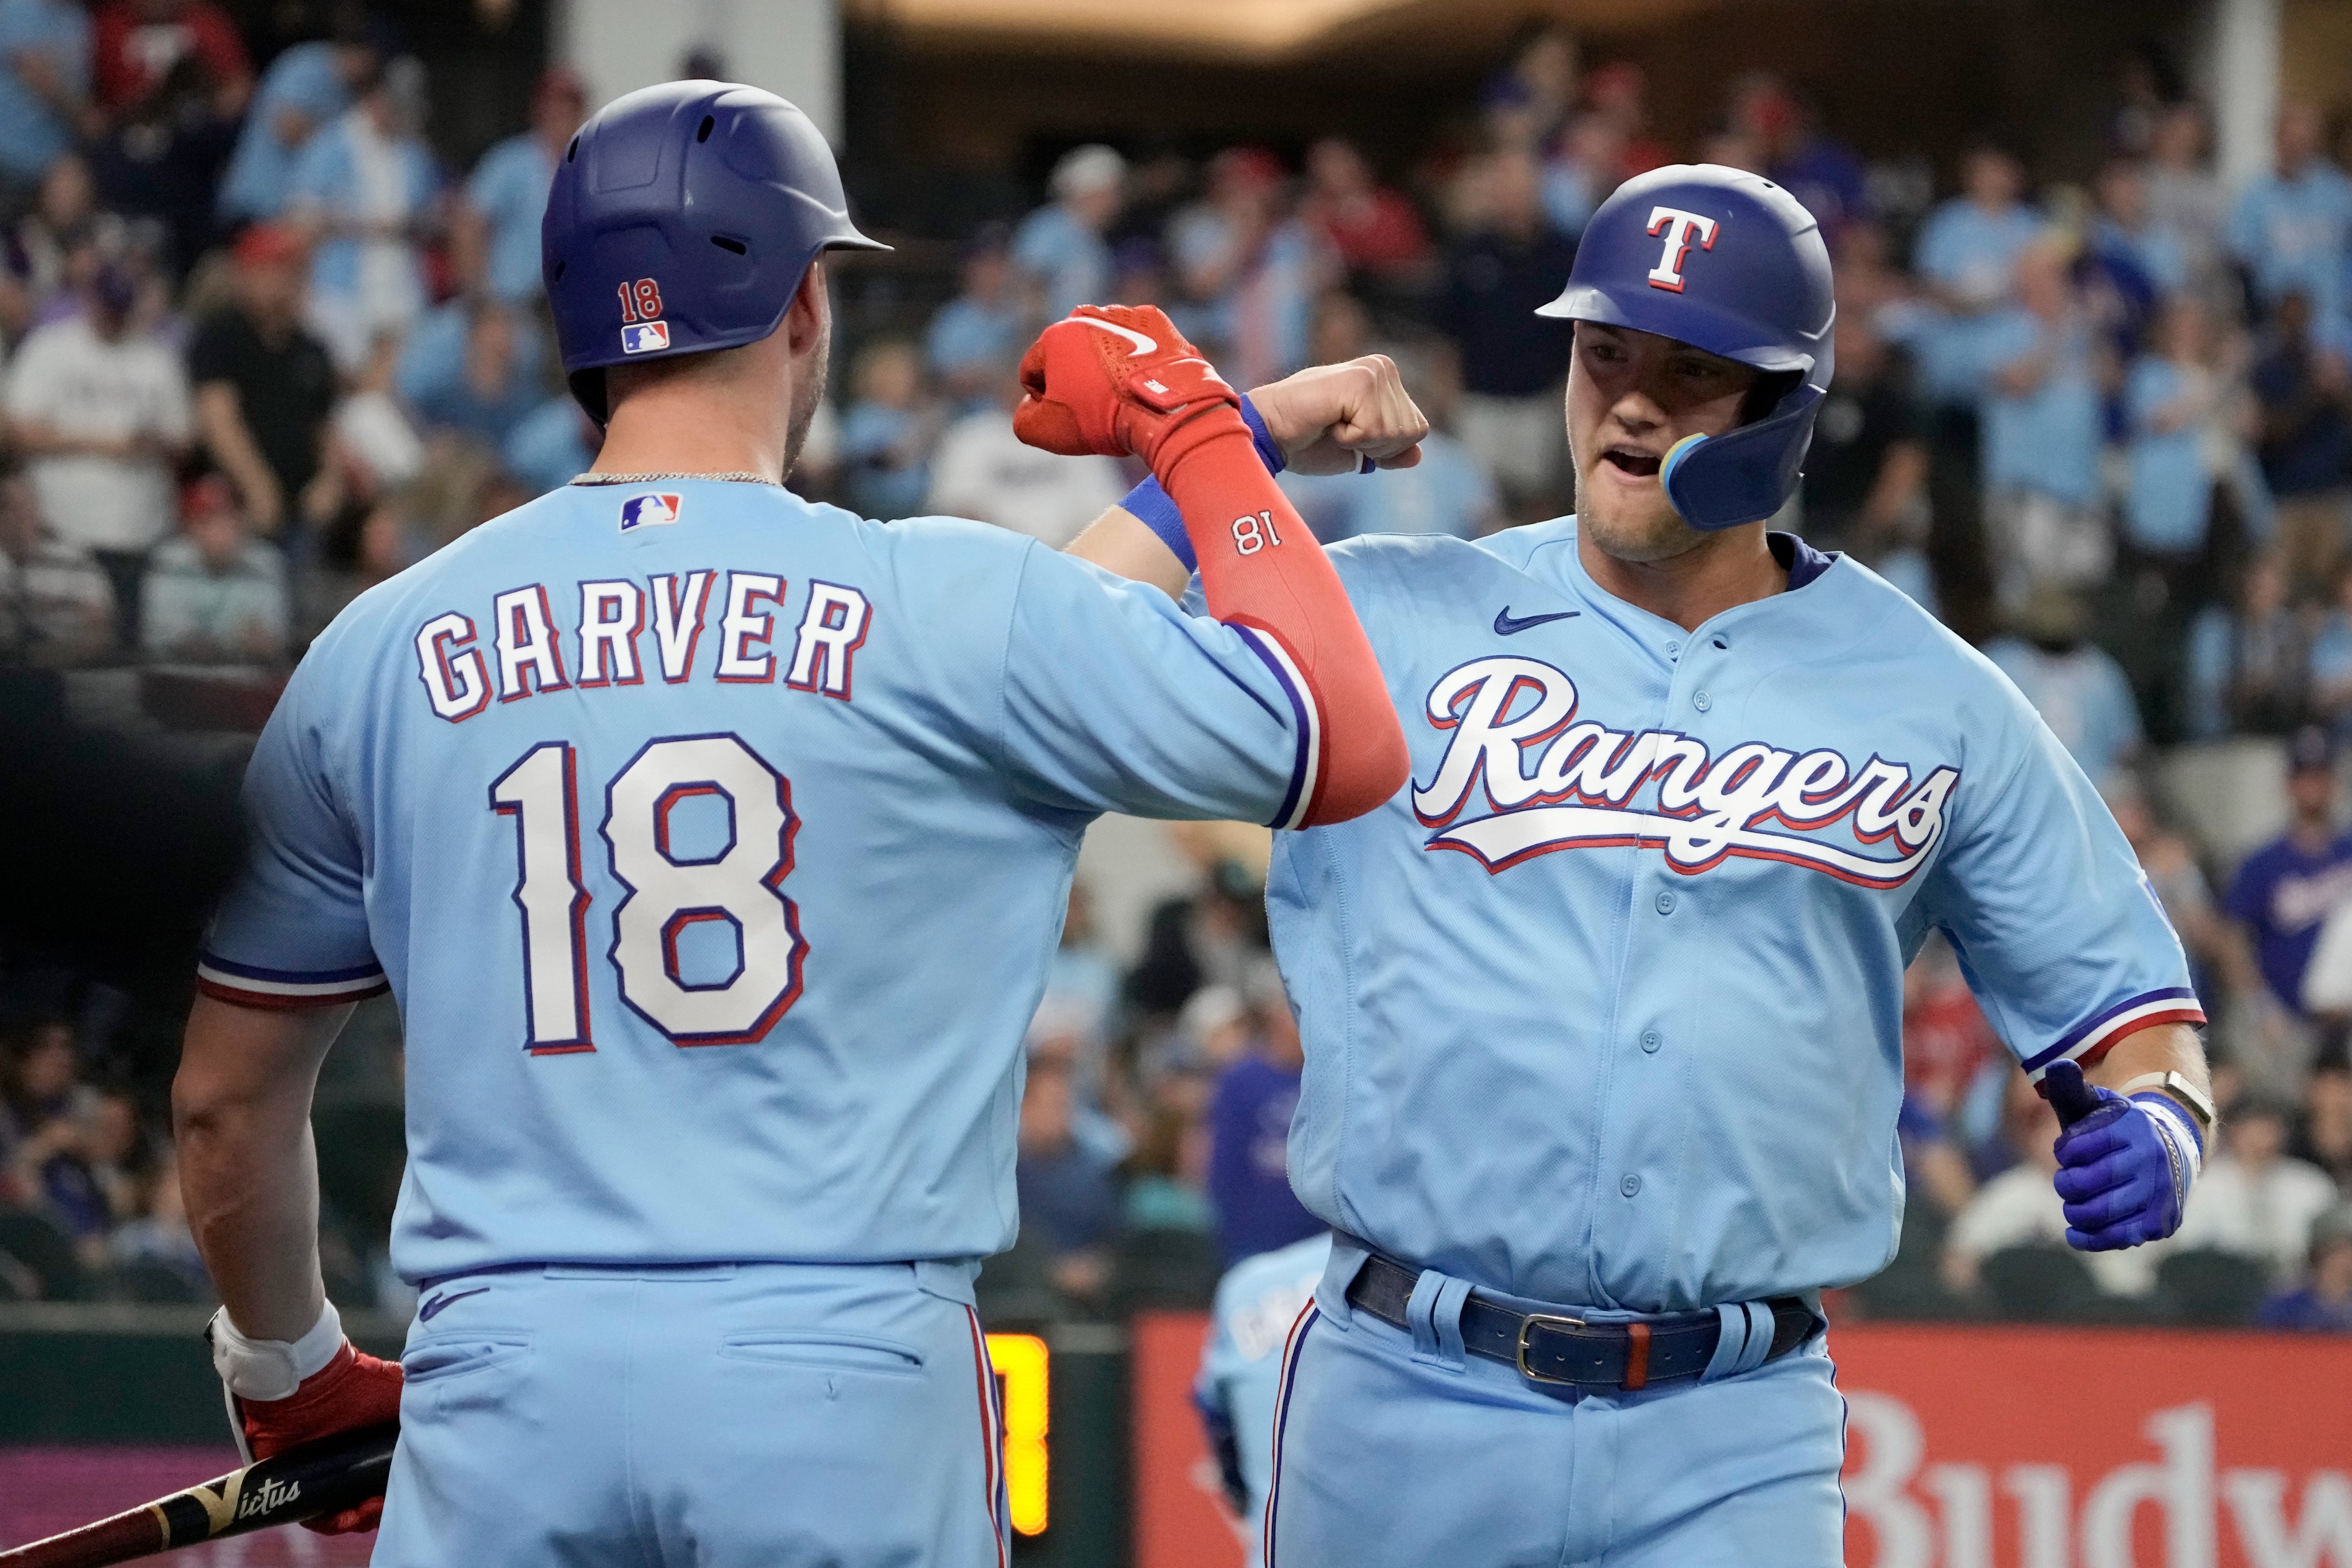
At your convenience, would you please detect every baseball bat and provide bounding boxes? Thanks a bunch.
[0,1423,398,1568]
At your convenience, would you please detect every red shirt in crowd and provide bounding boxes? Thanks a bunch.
[1902,974,2002,1117]
[1307,189,1432,277]
[91,1,250,112]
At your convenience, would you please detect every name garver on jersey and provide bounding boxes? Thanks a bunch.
[413,564,873,721]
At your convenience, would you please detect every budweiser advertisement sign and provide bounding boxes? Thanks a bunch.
[1134,1314,2352,1568]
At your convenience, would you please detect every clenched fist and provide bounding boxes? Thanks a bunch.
[1013,305,1241,471]
[1249,355,1432,476]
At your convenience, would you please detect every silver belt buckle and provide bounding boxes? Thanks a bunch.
[1514,1312,1587,1384]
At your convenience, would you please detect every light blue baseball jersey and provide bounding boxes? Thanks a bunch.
[199,478,1322,1282]
[1268,521,2202,1311]
[1195,1232,1329,1568]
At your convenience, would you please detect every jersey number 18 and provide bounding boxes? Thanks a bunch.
[488,733,804,1052]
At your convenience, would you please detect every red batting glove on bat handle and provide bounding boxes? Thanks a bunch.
[211,1303,403,1534]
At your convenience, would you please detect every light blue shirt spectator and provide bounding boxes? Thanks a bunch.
[1984,634,2144,782]
[2311,609,2352,717]
[2185,587,2308,741]
[1225,220,1325,390]
[1917,198,2046,304]
[1540,155,1604,237]
[217,40,349,222]
[291,106,437,300]
[1279,431,1498,542]
[2229,159,2352,319]
[288,102,439,368]
[1912,197,2045,404]
[2123,355,2213,552]
[838,400,932,521]
[924,296,1020,394]
[141,532,289,663]
[0,0,87,187]
[466,131,555,303]
[1979,307,2103,507]
[2185,606,2234,740]
[501,395,593,498]
[2094,215,2188,296]
[396,299,546,447]
[1011,203,1112,322]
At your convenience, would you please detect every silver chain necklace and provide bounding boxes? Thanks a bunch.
[569,471,779,486]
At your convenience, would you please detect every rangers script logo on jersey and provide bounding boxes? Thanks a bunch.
[1411,656,1959,888]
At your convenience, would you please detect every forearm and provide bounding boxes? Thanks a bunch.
[10,419,93,456]
[197,391,278,494]
[1067,359,1426,601]
[1022,315,1410,823]
[450,206,489,290]
[178,1089,327,1338]
[1157,421,1407,825]
[1862,444,1929,529]
[173,996,351,1338]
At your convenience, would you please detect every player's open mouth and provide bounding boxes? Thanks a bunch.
[1601,446,1662,478]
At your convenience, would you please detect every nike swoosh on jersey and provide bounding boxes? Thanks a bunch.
[1492,607,1582,636]
[1073,316,1158,357]
[417,1286,490,1321]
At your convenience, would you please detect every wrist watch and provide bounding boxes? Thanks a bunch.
[2119,1070,2217,1133]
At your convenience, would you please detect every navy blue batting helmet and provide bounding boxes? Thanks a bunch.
[1537,164,1833,531]
[543,80,888,423]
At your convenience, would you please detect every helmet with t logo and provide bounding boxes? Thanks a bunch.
[1538,164,1835,531]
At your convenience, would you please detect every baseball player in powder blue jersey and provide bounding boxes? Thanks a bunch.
[168,83,1417,1568]
[1077,165,2216,1566]
[1196,1233,1330,1568]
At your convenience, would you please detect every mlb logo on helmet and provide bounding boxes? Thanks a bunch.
[619,493,683,532]
[621,320,671,354]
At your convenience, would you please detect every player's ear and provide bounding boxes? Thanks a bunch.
[784,261,828,358]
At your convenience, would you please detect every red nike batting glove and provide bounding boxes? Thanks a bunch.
[211,1303,403,1534]
[1013,305,1241,470]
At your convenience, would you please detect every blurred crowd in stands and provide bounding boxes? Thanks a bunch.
[3,12,2352,1329]
[0,5,588,669]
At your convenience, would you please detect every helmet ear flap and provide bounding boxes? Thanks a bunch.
[568,367,609,427]
[1660,384,1824,532]
[1740,369,1805,426]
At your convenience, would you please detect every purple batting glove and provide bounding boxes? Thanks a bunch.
[2042,1059,2200,1252]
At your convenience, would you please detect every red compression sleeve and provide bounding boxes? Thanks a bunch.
[1156,419,1409,827]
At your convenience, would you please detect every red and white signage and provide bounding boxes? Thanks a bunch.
[1134,1314,2352,1568]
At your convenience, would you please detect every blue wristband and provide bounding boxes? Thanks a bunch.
[1238,394,1289,475]
[1118,394,1292,571]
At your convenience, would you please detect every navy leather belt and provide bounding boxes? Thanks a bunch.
[1343,1251,1819,1392]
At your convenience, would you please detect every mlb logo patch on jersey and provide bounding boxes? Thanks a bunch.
[619,493,683,532]
[621,320,671,354]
